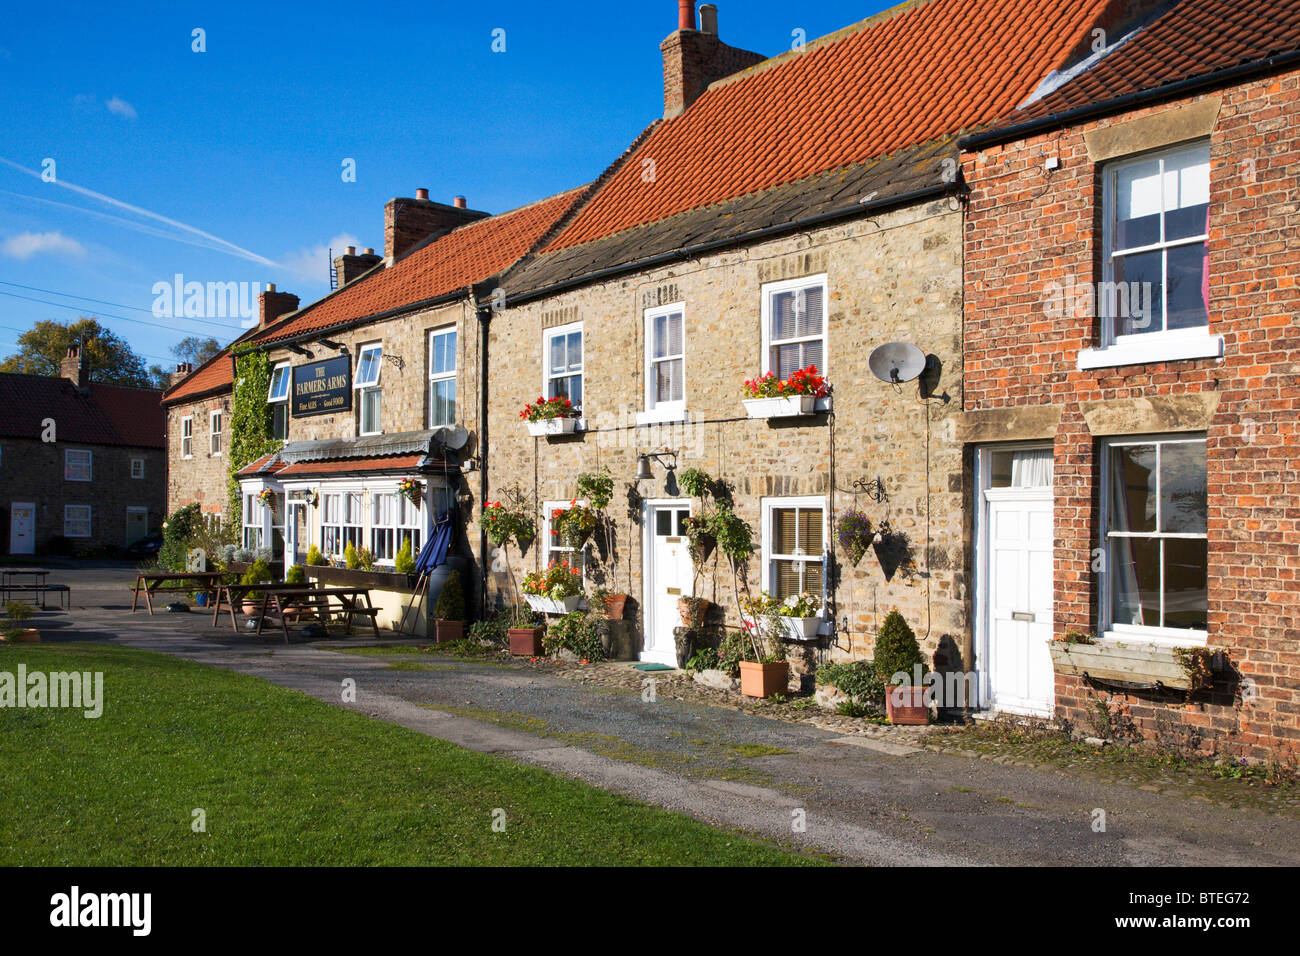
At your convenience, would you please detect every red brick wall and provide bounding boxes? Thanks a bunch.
[962,68,1300,761]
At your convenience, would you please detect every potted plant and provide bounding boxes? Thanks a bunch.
[835,508,875,566]
[396,477,422,504]
[676,468,718,624]
[521,560,583,614]
[777,590,823,641]
[507,605,545,656]
[306,544,328,567]
[737,601,789,699]
[874,610,929,725]
[1,601,40,643]
[543,609,605,662]
[393,537,417,576]
[240,558,273,615]
[742,365,829,418]
[591,587,627,622]
[433,570,466,642]
[576,467,626,614]
[521,395,579,435]
[551,500,597,548]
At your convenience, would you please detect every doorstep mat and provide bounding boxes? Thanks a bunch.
[630,663,675,671]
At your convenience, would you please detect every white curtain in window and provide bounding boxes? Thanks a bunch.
[1008,449,1053,488]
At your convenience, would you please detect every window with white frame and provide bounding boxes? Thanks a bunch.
[64,448,92,482]
[181,417,193,458]
[645,303,685,413]
[428,327,457,427]
[1102,435,1207,642]
[762,275,827,379]
[355,344,383,435]
[210,409,223,455]
[64,504,91,538]
[321,491,363,557]
[242,493,264,549]
[1103,141,1210,342]
[130,457,145,479]
[544,323,582,412]
[371,492,423,563]
[543,499,586,575]
[267,362,291,440]
[763,498,826,602]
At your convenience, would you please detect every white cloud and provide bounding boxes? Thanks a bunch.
[106,96,137,119]
[1,230,87,260]
[280,233,361,284]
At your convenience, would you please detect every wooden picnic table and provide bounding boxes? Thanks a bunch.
[2,568,48,605]
[255,586,380,644]
[210,581,319,633]
[131,571,227,615]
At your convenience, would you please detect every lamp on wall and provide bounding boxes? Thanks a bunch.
[635,450,678,485]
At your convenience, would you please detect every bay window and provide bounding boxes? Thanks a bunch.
[242,493,264,549]
[321,491,363,558]
[1101,435,1207,642]
[371,492,423,563]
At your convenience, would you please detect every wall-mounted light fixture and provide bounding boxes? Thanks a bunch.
[635,450,677,482]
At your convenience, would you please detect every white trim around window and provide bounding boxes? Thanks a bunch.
[355,343,383,436]
[542,321,583,414]
[639,302,686,423]
[1099,433,1208,646]
[428,326,457,427]
[268,361,291,440]
[209,409,224,456]
[181,416,193,459]
[761,274,828,380]
[130,457,145,479]
[760,496,828,615]
[64,504,92,538]
[64,448,92,482]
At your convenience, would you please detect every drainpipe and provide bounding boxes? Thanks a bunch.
[474,292,492,621]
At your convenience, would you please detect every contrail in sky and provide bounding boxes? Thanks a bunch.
[0,157,279,267]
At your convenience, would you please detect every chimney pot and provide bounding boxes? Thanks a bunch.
[363,247,374,255]
[678,0,695,31]
[346,245,356,255]
[267,283,276,293]
[453,196,466,209]
[415,187,429,201]
[699,3,717,34]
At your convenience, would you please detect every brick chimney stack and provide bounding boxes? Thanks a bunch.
[661,2,764,120]
[170,362,194,386]
[333,245,383,287]
[60,344,90,388]
[383,190,489,262]
[258,283,300,329]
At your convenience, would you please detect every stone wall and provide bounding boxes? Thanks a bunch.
[481,200,967,667]
[961,68,1300,759]
[166,396,231,518]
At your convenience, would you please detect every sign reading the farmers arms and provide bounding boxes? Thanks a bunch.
[292,355,352,417]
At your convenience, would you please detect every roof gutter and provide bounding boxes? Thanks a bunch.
[502,181,957,307]
[961,50,1300,151]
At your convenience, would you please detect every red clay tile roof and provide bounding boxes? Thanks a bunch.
[160,349,235,405]
[1013,0,1300,121]
[0,373,164,448]
[275,454,425,477]
[251,188,586,347]
[544,0,1111,251]
[235,452,287,477]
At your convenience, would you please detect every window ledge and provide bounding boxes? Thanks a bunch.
[635,407,688,425]
[1077,333,1223,370]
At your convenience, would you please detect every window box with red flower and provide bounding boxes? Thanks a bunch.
[521,559,584,615]
[741,366,831,418]
[521,395,581,436]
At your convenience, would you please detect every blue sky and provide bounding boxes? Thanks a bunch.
[0,1,888,369]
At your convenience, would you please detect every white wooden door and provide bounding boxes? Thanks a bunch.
[125,508,148,546]
[9,502,35,554]
[986,491,1055,714]
[642,503,692,666]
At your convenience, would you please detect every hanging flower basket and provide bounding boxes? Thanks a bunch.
[835,509,874,566]
[396,477,422,504]
[255,489,276,510]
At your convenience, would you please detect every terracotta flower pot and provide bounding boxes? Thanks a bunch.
[436,620,464,643]
[7,628,40,644]
[241,600,261,616]
[739,660,789,699]
[677,596,709,630]
[885,684,930,725]
[508,626,545,656]
[603,593,628,620]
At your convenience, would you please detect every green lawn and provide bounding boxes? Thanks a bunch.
[0,644,821,866]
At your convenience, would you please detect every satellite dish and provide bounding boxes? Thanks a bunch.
[868,342,926,384]
[433,424,469,451]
